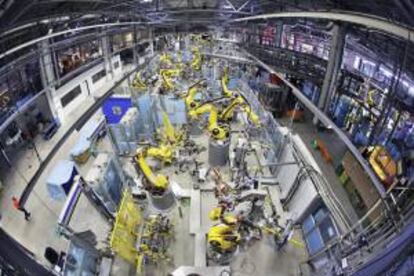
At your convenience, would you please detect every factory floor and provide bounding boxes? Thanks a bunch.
[0,103,106,267]
[279,115,360,226]
[0,98,354,276]
[0,112,310,275]
[114,121,310,276]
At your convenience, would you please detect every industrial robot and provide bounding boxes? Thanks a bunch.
[219,68,261,127]
[159,52,173,68]
[132,71,147,90]
[183,79,206,111]
[191,46,202,71]
[157,112,186,147]
[160,68,181,92]
[221,67,234,98]
[219,93,261,127]
[133,144,173,195]
[188,102,230,141]
[207,222,241,264]
[207,194,265,264]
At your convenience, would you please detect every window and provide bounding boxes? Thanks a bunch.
[303,206,338,256]
[92,69,106,83]
[111,32,134,52]
[61,86,82,107]
[0,57,43,124]
[56,39,102,78]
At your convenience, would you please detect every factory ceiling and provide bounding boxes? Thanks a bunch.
[0,0,413,30]
[0,0,413,80]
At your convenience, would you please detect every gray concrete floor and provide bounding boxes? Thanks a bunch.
[130,117,311,276]
[279,116,360,226]
[0,75,317,275]
[0,106,109,267]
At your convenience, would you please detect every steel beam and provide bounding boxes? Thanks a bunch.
[0,22,150,61]
[243,49,387,197]
[314,23,346,124]
[232,11,414,43]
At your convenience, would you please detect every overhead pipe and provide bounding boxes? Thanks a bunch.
[393,0,414,25]
[232,11,414,43]
[0,0,13,18]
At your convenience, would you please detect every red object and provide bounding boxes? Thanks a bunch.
[316,140,333,163]
[12,197,20,209]
[269,73,283,85]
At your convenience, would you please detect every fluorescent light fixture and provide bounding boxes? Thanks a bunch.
[380,68,393,77]
[362,59,376,66]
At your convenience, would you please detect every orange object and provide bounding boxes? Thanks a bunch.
[316,139,332,163]
[269,73,283,85]
[286,110,304,121]
[12,197,20,209]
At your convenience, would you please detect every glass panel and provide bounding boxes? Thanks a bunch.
[111,32,134,52]
[56,40,102,78]
[306,229,324,255]
[303,215,315,234]
[313,207,327,223]
[319,217,337,244]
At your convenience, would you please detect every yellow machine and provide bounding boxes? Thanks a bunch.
[132,71,147,90]
[157,112,184,146]
[209,206,238,225]
[110,191,142,264]
[159,52,172,67]
[188,102,230,141]
[220,94,261,126]
[160,68,181,91]
[134,147,170,194]
[184,79,206,111]
[221,67,234,98]
[367,89,376,107]
[368,145,397,188]
[136,214,174,274]
[191,47,202,71]
[207,223,241,252]
[147,144,174,164]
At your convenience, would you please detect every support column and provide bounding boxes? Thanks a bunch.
[38,39,58,119]
[149,27,154,55]
[39,40,55,87]
[101,33,114,79]
[313,24,346,125]
[133,26,140,66]
[275,21,283,48]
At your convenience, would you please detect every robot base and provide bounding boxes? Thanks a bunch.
[209,138,230,167]
[148,188,176,212]
[189,121,204,135]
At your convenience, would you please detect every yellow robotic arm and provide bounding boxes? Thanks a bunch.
[220,95,261,127]
[132,71,147,90]
[367,89,376,107]
[158,112,183,146]
[207,223,241,252]
[188,103,229,141]
[147,144,173,164]
[134,148,169,194]
[220,96,245,122]
[191,47,202,71]
[159,52,172,67]
[185,79,205,110]
[160,68,181,91]
[221,68,234,98]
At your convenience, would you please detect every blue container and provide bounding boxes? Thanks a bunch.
[102,97,132,124]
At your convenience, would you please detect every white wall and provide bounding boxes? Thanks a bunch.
[278,134,320,222]
[52,55,123,123]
